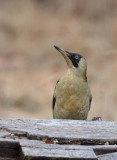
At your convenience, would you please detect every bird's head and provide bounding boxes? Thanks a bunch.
[54,45,87,80]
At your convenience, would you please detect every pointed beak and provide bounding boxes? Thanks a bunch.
[54,45,72,68]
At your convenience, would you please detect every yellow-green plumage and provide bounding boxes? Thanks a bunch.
[53,46,92,120]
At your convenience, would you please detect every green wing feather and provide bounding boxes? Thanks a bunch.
[89,96,92,110]
[52,79,60,111]
[52,95,56,111]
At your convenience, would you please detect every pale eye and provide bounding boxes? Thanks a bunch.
[75,56,79,59]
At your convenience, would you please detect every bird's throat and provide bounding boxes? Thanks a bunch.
[67,68,87,82]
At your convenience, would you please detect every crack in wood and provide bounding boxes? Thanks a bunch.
[1,128,28,139]
[1,126,117,147]
[28,135,117,146]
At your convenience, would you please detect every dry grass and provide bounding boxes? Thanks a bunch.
[0,0,117,121]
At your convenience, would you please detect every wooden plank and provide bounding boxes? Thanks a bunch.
[0,119,117,159]
[0,139,19,160]
[0,119,117,145]
[98,152,117,160]
[20,139,96,160]
[0,138,98,160]
[1,138,117,160]
[93,145,117,156]
[0,139,19,149]
[0,148,18,158]
[21,147,97,160]
[19,139,117,160]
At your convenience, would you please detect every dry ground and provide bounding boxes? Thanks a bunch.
[0,0,117,121]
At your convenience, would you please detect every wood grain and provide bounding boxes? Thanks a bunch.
[0,118,117,159]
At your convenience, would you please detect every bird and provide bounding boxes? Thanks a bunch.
[52,45,92,120]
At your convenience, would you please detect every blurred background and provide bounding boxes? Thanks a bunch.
[0,0,117,121]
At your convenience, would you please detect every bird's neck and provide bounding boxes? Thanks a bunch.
[67,68,87,81]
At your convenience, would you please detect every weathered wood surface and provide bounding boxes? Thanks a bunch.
[0,118,117,160]
[98,152,117,160]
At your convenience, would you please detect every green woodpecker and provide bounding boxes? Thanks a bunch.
[52,45,92,120]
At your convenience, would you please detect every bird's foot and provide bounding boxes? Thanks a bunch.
[92,116,102,121]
